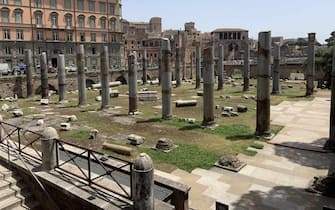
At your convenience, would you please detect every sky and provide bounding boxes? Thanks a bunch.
[122,0,334,44]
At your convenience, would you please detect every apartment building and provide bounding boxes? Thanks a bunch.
[0,0,123,71]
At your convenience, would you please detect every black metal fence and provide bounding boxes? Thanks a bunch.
[0,120,133,201]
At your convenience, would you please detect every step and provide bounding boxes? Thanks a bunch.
[0,196,21,210]
[0,188,16,203]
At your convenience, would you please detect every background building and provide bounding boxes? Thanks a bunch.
[0,0,123,71]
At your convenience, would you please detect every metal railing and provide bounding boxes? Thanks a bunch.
[0,121,133,201]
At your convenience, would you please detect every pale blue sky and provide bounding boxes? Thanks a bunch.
[122,0,334,43]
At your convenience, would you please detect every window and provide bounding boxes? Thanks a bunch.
[50,0,57,8]
[52,31,58,41]
[3,29,10,39]
[88,1,95,11]
[100,17,106,29]
[14,0,21,5]
[16,29,23,40]
[51,12,58,28]
[80,33,85,41]
[65,14,72,28]
[38,47,42,54]
[35,11,42,27]
[35,0,42,7]
[64,0,71,9]
[109,3,115,15]
[18,47,24,54]
[1,0,8,4]
[102,33,107,42]
[37,31,43,40]
[89,16,95,28]
[1,8,9,23]
[77,0,84,11]
[110,18,116,31]
[14,9,23,24]
[90,33,96,42]
[92,48,96,55]
[67,32,73,41]
[4,46,11,55]
[78,15,85,28]
[99,2,106,13]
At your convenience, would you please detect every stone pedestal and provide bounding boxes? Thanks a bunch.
[132,153,154,210]
[41,127,59,171]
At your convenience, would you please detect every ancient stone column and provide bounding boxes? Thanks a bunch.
[158,50,162,84]
[128,51,138,114]
[256,31,272,137]
[57,54,66,101]
[195,45,201,89]
[202,46,215,126]
[190,54,193,79]
[100,46,110,109]
[325,31,335,150]
[161,39,172,120]
[40,52,49,99]
[24,49,33,98]
[272,43,280,94]
[142,49,147,84]
[306,33,316,96]
[175,47,181,87]
[243,40,250,92]
[217,45,224,90]
[132,153,154,210]
[41,127,59,171]
[77,44,87,106]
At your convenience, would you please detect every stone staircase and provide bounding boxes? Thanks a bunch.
[0,163,40,210]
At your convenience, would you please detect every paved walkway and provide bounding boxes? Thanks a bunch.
[166,95,335,210]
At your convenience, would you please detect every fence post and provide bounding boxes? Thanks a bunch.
[41,127,59,171]
[132,153,154,210]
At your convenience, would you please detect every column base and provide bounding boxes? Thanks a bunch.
[323,139,335,151]
[307,175,335,198]
[254,131,273,140]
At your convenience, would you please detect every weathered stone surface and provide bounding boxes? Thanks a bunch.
[128,134,145,145]
[222,106,233,112]
[68,115,77,122]
[155,138,175,152]
[89,129,99,139]
[187,118,196,124]
[12,110,23,117]
[221,111,231,117]
[37,119,44,126]
[110,90,120,98]
[197,91,203,96]
[95,96,102,102]
[138,91,158,101]
[40,99,49,105]
[237,105,248,113]
[150,80,159,85]
[1,104,9,112]
[230,111,239,117]
[242,95,249,99]
[60,122,71,131]
[176,100,197,107]
[225,96,232,100]
[218,155,244,169]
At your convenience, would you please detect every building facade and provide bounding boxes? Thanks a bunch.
[0,0,123,71]
[211,28,249,61]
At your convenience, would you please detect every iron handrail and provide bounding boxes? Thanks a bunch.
[0,120,133,200]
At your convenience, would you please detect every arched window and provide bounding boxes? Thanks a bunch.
[78,15,85,28]
[65,13,72,28]
[100,17,106,29]
[50,12,58,28]
[14,8,23,23]
[89,15,95,28]
[109,18,116,31]
[1,8,9,23]
[34,11,43,27]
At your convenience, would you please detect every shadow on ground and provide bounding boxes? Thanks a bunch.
[273,139,335,169]
[230,185,335,210]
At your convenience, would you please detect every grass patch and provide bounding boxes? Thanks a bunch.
[65,130,90,139]
[250,142,264,149]
[139,143,221,172]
